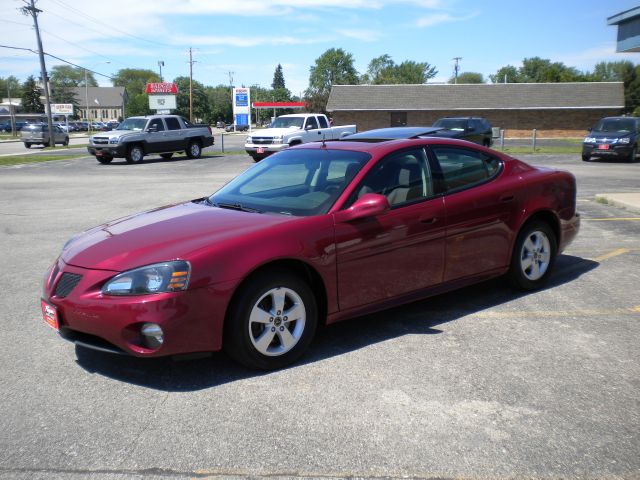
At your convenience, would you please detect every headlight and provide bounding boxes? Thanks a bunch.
[109,137,120,144]
[102,260,191,296]
[619,137,631,144]
[272,135,283,144]
[246,136,252,143]
[583,137,596,143]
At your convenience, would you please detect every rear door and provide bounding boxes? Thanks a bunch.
[428,145,517,282]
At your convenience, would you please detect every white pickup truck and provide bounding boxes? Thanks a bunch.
[244,113,356,161]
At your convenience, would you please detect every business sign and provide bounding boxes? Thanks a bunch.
[145,82,178,94]
[233,87,250,126]
[149,95,177,110]
[51,103,74,115]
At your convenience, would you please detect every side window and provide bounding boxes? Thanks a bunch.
[347,149,432,207]
[165,117,181,130]
[306,116,319,130]
[318,116,329,129]
[431,146,500,191]
[148,118,165,131]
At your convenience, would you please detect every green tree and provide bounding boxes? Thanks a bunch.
[206,84,233,124]
[0,76,23,99]
[449,72,484,84]
[111,68,160,95]
[272,64,286,90]
[590,61,635,82]
[174,76,210,122]
[489,65,520,83]
[50,65,97,87]
[306,48,359,112]
[20,75,44,113]
[124,93,152,118]
[362,55,437,84]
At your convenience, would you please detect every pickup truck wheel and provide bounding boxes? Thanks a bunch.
[160,153,174,159]
[126,144,144,163]
[62,138,69,146]
[96,155,113,164]
[186,141,202,159]
[24,143,31,149]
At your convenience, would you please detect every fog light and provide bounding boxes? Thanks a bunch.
[140,323,163,349]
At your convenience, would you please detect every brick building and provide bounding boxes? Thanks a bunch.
[326,82,624,137]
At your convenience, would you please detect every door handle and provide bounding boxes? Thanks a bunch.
[420,217,437,224]
[500,195,514,203]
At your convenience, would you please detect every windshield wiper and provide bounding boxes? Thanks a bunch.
[214,202,262,214]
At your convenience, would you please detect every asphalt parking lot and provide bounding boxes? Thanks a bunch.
[0,151,638,479]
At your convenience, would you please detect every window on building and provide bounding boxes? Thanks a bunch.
[390,112,407,127]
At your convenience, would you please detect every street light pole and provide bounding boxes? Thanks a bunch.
[158,60,164,82]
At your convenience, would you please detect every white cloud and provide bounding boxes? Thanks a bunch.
[416,11,478,27]
[335,29,382,42]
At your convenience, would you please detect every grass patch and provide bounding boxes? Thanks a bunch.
[0,154,85,167]
[595,196,610,205]
[497,146,582,155]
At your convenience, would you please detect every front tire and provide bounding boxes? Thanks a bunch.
[62,137,69,146]
[186,141,202,159]
[96,155,113,164]
[508,221,557,290]
[224,270,317,370]
[24,143,31,149]
[126,144,144,163]
[627,146,637,163]
[581,153,590,161]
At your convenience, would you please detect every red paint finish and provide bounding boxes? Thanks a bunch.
[42,137,579,359]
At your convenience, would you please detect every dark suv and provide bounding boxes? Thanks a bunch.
[582,116,639,162]
[429,117,493,147]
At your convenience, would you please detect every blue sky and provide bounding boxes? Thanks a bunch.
[1,0,638,97]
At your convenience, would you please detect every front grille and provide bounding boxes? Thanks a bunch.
[55,273,82,298]
[93,137,109,145]
[252,137,275,145]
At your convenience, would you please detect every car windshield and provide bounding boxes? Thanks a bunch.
[115,118,147,131]
[592,118,637,134]
[209,149,370,216]
[269,117,305,129]
[433,119,467,131]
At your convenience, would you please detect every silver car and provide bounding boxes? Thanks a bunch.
[21,124,69,148]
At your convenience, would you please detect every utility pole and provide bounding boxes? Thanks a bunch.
[188,48,193,122]
[21,0,55,147]
[452,57,462,84]
[228,71,234,131]
[158,60,164,82]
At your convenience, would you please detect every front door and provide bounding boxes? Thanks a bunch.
[334,148,446,311]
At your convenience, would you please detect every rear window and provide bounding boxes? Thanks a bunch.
[22,125,44,132]
[166,117,182,130]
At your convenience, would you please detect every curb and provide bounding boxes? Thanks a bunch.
[595,193,640,215]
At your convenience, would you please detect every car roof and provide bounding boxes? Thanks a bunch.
[342,126,444,141]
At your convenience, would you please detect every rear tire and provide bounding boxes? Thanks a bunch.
[508,221,557,290]
[24,143,31,149]
[186,141,202,159]
[62,138,69,146]
[126,144,144,163]
[224,269,317,370]
[581,154,590,161]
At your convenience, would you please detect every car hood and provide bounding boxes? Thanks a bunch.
[251,127,301,137]
[587,131,634,141]
[61,200,297,271]
[90,130,140,141]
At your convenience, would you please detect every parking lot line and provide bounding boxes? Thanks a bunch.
[468,307,640,319]
[582,217,640,221]
[592,248,630,262]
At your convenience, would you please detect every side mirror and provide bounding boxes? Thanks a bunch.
[334,193,390,223]
[147,125,158,133]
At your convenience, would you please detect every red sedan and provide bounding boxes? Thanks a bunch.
[41,129,580,369]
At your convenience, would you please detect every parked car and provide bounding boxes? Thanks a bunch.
[215,121,225,129]
[225,123,249,132]
[42,129,579,370]
[582,116,639,162]
[21,124,69,148]
[54,123,74,133]
[429,117,494,147]
[0,122,11,133]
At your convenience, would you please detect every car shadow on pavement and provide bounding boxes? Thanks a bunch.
[74,253,598,391]
[101,154,222,166]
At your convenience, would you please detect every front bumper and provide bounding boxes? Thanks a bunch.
[582,143,634,159]
[87,144,127,158]
[245,142,288,156]
[42,259,230,357]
